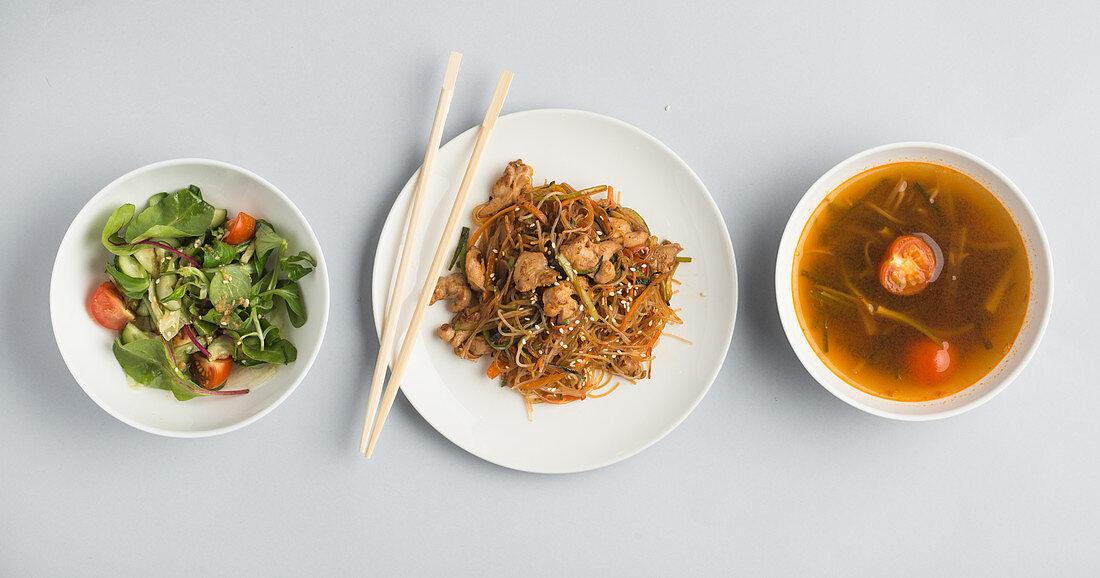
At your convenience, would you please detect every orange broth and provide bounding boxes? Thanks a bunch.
[793,162,1030,401]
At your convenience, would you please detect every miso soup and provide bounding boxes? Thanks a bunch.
[793,162,1030,402]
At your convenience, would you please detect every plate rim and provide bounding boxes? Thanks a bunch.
[371,108,738,473]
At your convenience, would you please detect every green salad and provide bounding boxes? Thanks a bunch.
[92,185,315,400]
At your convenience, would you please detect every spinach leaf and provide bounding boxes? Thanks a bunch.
[105,260,149,299]
[202,238,236,268]
[112,338,200,401]
[102,204,139,256]
[240,331,297,365]
[124,186,215,243]
[252,219,286,270]
[281,250,315,282]
[207,264,252,311]
[201,307,247,331]
[264,280,307,328]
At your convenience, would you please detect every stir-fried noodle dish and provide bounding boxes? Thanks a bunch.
[430,160,689,418]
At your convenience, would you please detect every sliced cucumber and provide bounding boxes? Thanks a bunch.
[239,240,256,264]
[133,245,157,275]
[207,335,236,360]
[162,299,181,311]
[156,310,186,341]
[155,274,178,300]
[135,298,151,317]
[120,323,151,345]
[172,341,197,361]
[210,208,227,230]
[117,254,144,278]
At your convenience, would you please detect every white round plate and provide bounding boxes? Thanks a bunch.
[373,109,737,473]
[51,159,330,437]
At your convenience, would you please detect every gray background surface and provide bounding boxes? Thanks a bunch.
[3,1,1097,576]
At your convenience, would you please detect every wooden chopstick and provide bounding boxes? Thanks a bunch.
[364,70,514,458]
[358,52,462,454]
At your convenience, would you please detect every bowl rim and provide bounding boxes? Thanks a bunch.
[49,157,331,437]
[774,141,1053,420]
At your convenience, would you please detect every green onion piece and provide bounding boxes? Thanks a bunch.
[874,306,944,346]
[826,178,889,238]
[448,227,470,271]
[674,256,692,263]
[481,329,513,351]
[547,363,581,375]
[533,184,607,203]
[557,254,601,320]
[912,182,945,219]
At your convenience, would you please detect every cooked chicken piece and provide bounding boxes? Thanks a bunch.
[607,217,632,238]
[465,246,486,292]
[651,242,684,273]
[594,260,616,284]
[449,329,471,347]
[457,335,493,360]
[513,251,559,292]
[559,238,599,272]
[430,272,472,312]
[623,231,649,248]
[542,283,579,321]
[571,240,619,284]
[436,324,455,342]
[468,336,493,356]
[595,240,621,258]
[440,308,481,347]
[479,160,533,218]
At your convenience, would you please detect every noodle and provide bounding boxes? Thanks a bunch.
[430,160,686,417]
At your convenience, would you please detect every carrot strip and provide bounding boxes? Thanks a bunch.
[517,373,566,391]
[469,205,514,247]
[619,271,671,330]
[486,360,502,379]
[520,202,549,226]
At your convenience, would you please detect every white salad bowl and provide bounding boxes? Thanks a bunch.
[775,142,1052,420]
[50,159,330,437]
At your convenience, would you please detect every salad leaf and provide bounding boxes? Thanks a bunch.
[252,220,285,270]
[101,204,139,256]
[202,238,237,268]
[112,338,199,401]
[208,264,252,311]
[281,251,316,282]
[124,186,216,243]
[201,307,247,332]
[105,260,149,299]
[264,280,307,328]
[240,327,297,365]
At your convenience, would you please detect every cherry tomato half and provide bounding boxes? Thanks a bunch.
[89,282,134,330]
[907,339,952,383]
[190,354,233,390]
[223,212,256,245]
[879,235,937,296]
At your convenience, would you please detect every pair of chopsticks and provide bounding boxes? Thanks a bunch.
[359,52,514,457]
